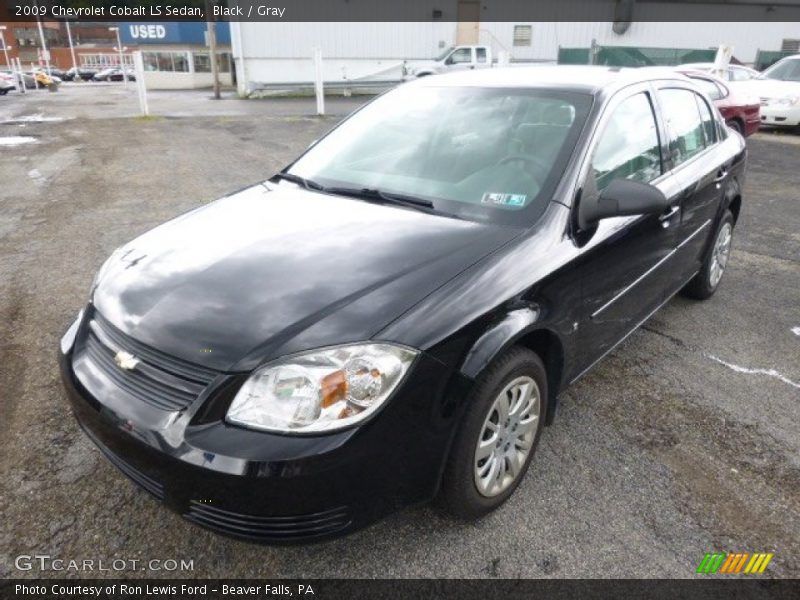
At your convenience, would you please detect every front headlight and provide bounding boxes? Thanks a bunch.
[226,343,418,434]
[777,95,800,106]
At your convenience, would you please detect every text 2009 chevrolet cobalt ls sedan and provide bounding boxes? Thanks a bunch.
[60,67,746,543]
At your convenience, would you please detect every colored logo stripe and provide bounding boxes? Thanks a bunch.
[697,552,774,574]
[697,553,726,574]
[744,553,774,574]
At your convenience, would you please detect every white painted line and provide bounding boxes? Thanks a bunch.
[792,326,800,337]
[3,113,65,124]
[708,355,800,390]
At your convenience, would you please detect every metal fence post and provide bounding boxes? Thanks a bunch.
[313,47,325,116]
[132,51,149,116]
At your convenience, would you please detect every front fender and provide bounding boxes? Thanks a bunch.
[460,307,540,379]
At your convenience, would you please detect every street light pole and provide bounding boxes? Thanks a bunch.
[109,26,128,87]
[0,27,11,69]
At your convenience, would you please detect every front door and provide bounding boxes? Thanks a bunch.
[572,88,682,375]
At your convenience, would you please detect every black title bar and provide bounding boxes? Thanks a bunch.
[3,579,800,600]
[3,0,800,22]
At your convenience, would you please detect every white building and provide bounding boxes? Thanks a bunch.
[230,1,800,95]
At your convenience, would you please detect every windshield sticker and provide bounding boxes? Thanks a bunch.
[481,193,528,208]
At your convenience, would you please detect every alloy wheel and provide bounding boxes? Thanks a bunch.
[709,222,732,288]
[474,376,540,497]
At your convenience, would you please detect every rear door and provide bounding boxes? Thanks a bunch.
[653,85,730,293]
[573,85,683,371]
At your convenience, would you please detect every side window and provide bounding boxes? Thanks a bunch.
[695,94,717,145]
[591,93,662,191]
[658,88,707,167]
[449,48,472,64]
[476,48,487,63]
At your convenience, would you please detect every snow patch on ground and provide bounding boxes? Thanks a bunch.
[0,136,38,146]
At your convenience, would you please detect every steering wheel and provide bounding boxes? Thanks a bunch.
[498,154,550,183]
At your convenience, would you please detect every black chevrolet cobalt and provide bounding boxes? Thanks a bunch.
[60,67,746,543]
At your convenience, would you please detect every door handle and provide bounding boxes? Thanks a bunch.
[713,168,728,183]
[658,205,680,227]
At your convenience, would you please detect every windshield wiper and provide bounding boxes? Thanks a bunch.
[271,172,325,191]
[323,186,435,212]
[272,176,444,216]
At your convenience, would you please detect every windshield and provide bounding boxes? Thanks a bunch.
[762,59,800,82]
[435,47,455,61]
[287,85,592,225]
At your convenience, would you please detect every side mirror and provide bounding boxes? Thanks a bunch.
[578,177,669,230]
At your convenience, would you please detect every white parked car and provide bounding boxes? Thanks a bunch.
[751,55,800,128]
[0,72,16,95]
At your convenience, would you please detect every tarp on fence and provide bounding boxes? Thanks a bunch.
[558,46,717,67]
[754,50,794,71]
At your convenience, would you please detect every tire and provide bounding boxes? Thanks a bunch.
[681,209,735,300]
[439,346,547,520]
[727,119,744,136]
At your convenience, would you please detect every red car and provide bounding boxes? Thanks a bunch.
[677,69,761,137]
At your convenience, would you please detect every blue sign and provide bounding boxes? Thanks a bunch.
[120,22,231,46]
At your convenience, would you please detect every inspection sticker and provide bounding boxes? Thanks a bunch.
[481,192,527,208]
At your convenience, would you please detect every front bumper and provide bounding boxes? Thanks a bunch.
[59,309,462,544]
[760,104,800,127]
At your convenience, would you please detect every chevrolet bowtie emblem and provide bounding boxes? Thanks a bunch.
[114,350,140,371]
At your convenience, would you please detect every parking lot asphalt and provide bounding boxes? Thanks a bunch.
[1,86,798,579]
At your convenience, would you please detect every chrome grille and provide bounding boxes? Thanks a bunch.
[82,311,219,412]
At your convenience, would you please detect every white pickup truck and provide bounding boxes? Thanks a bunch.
[403,45,497,79]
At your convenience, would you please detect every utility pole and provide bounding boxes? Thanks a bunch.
[206,0,221,99]
[0,26,11,69]
[65,20,78,79]
[36,16,51,75]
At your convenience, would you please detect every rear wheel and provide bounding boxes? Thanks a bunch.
[682,209,734,300]
[439,346,546,519]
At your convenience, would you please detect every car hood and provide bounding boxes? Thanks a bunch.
[93,183,519,371]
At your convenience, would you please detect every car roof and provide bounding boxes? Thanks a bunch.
[409,65,693,94]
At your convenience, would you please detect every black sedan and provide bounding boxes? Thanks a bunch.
[92,68,136,82]
[60,66,746,543]
[63,67,99,82]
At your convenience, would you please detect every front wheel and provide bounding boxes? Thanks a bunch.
[682,209,734,300]
[439,346,546,520]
